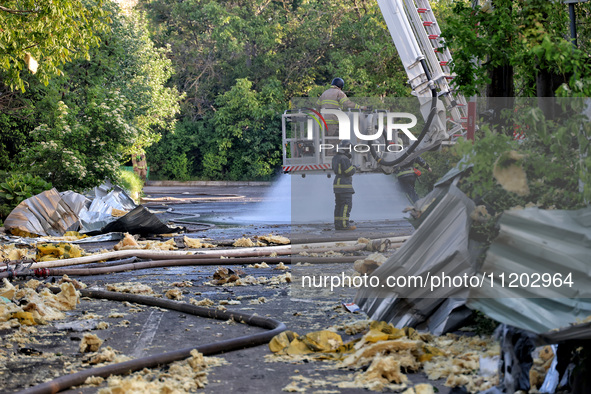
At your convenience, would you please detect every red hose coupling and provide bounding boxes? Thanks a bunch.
[34,268,50,277]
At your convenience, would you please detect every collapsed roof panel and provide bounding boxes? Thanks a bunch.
[468,207,591,335]
[355,185,478,334]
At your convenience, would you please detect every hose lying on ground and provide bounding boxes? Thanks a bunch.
[1,255,371,279]
[7,236,409,271]
[17,288,287,394]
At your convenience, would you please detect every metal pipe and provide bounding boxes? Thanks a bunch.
[569,3,577,48]
[17,289,286,394]
[2,252,409,279]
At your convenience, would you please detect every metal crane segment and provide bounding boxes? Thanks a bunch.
[378,0,469,137]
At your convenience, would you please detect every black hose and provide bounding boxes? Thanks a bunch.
[369,87,437,167]
[17,289,286,394]
[369,58,438,167]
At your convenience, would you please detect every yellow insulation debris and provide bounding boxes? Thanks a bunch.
[256,234,290,245]
[114,233,177,251]
[97,349,226,393]
[183,236,216,248]
[105,282,154,294]
[80,333,103,353]
[36,242,84,261]
[233,237,255,247]
[269,320,499,393]
[0,279,80,327]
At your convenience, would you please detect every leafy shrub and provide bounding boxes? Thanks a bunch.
[0,173,53,219]
[160,153,192,181]
[116,169,144,203]
[415,147,460,198]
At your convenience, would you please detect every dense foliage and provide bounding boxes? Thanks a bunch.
[443,0,591,97]
[140,0,410,180]
[439,1,591,241]
[1,0,590,190]
[0,1,180,191]
[0,0,111,92]
[0,173,52,220]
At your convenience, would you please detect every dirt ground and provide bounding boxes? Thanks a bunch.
[0,183,468,394]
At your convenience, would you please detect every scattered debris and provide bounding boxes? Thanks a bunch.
[248,262,270,268]
[268,321,499,393]
[80,333,103,353]
[183,236,216,248]
[84,376,105,386]
[470,205,492,223]
[36,242,84,261]
[329,319,371,335]
[211,267,244,285]
[0,279,80,328]
[96,349,226,393]
[54,320,99,332]
[0,243,35,261]
[339,303,359,313]
[105,282,154,295]
[353,253,387,275]
[249,297,267,305]
[113,233,140,250]
[165,288,183,300]
[493,150,529,196]
[274,262,289,270]
[190,298,215,307]
[402,383,436,394]
[233,237,255,247]
[86,346,131,365]
[58,274,87,289]
[171,281,193,287]
[114,233,177,250]
[256,234,290,245]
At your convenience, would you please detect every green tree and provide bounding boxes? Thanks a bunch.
[138,0,410,179]
[204,78,283,180]
[15,2,181,191]
[443,0,591,97]
[0,0,111,92]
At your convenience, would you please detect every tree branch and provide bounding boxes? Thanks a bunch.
[0,5,39,14]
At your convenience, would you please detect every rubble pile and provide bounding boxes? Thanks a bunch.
[207,266,292,287]
[93,349,227,393]
[0,279,80,328]
[269,320,500,393]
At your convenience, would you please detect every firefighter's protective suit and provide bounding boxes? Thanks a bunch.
[396,156,431,204]
[332,149,357,230]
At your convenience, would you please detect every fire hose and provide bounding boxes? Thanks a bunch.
[1,255,367,279]
[17,288,287,394]
[4,237,407,271]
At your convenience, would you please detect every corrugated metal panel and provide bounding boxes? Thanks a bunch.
[355,185,477,334]
[4,189,82,237]
[468,207,591,335]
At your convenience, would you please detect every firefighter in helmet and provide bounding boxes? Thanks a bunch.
[332,139,357,230]
[396,156,431,204]
[317,78,365,138]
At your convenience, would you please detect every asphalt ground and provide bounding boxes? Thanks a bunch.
[0,183,459,394]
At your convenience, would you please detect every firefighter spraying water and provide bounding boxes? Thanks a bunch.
[282,0,473,178]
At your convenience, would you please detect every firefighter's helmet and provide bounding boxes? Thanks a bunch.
[337,139,353,150]
[331,77,345,89]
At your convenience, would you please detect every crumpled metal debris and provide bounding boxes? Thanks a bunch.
[3,183,180,237]
[4,189,86,237]
[468,206,591,335]
[355,185,478,335]
[79,184,137,233]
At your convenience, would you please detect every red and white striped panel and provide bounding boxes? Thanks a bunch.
[283,164,331,172]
